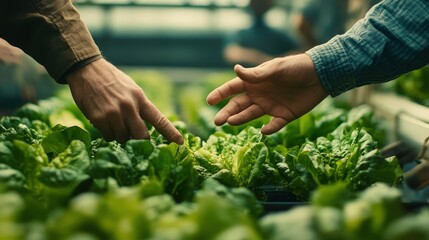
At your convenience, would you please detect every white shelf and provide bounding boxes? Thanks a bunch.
[368,92,429,156]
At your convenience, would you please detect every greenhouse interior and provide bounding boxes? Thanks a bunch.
[0,0,429,239]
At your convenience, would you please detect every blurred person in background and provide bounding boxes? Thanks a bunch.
[0,0,183,145]
[207,0,428,135]
[345,0,382,105]
[224,0,350,67]
[0,39,53,115]
[347,0,381,27]
[291,0,349,49]
[223,0,300,66]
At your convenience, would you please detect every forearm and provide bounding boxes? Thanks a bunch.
[306,0,429,97]
[0,0,101,83]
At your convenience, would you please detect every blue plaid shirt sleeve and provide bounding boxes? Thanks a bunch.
[306,0,429,97]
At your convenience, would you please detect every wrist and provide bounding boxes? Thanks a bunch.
[63,55,103,84]
[292,53,328,99]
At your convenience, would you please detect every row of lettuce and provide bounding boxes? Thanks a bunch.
[0,69,427,239]
[2,91,401,202]
[2,176,429,240]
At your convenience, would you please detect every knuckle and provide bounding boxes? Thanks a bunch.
[86,112,104,125]
[104,106,119,118]
[120,99,135,112]
[130,87,146,100]
[88,107,118,125]
[156,116,169,128]
[117,135,130,144]
[253,68,263,79]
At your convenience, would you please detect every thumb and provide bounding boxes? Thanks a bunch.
[234,64,268,84]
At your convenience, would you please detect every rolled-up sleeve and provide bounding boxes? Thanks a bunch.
[0,0,102,83]
[306,0,429,97]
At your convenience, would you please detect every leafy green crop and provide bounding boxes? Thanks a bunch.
[267,103,386,148]
[394,65,429,106]
[0,69,418,239]
[271,126,401,200]
[260,183,429,240]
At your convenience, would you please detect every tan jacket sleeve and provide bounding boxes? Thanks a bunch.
[0,0,102,83]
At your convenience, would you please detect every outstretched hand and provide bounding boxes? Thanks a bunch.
[206,54,328,135]
[66,58,184,144]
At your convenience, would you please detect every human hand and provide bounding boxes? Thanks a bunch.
[0,38,23,64]
[207,54,328,135]
[66,58,184,144]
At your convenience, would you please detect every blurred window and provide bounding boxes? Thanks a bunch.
[73,0,289,36]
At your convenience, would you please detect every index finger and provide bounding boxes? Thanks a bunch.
[140,100,184,144]
[206,77,246,105]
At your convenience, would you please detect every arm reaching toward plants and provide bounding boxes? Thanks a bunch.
[208,0,428,135]
[0,0,183,144]
[66,58,184,144]
[207,54,327,135]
